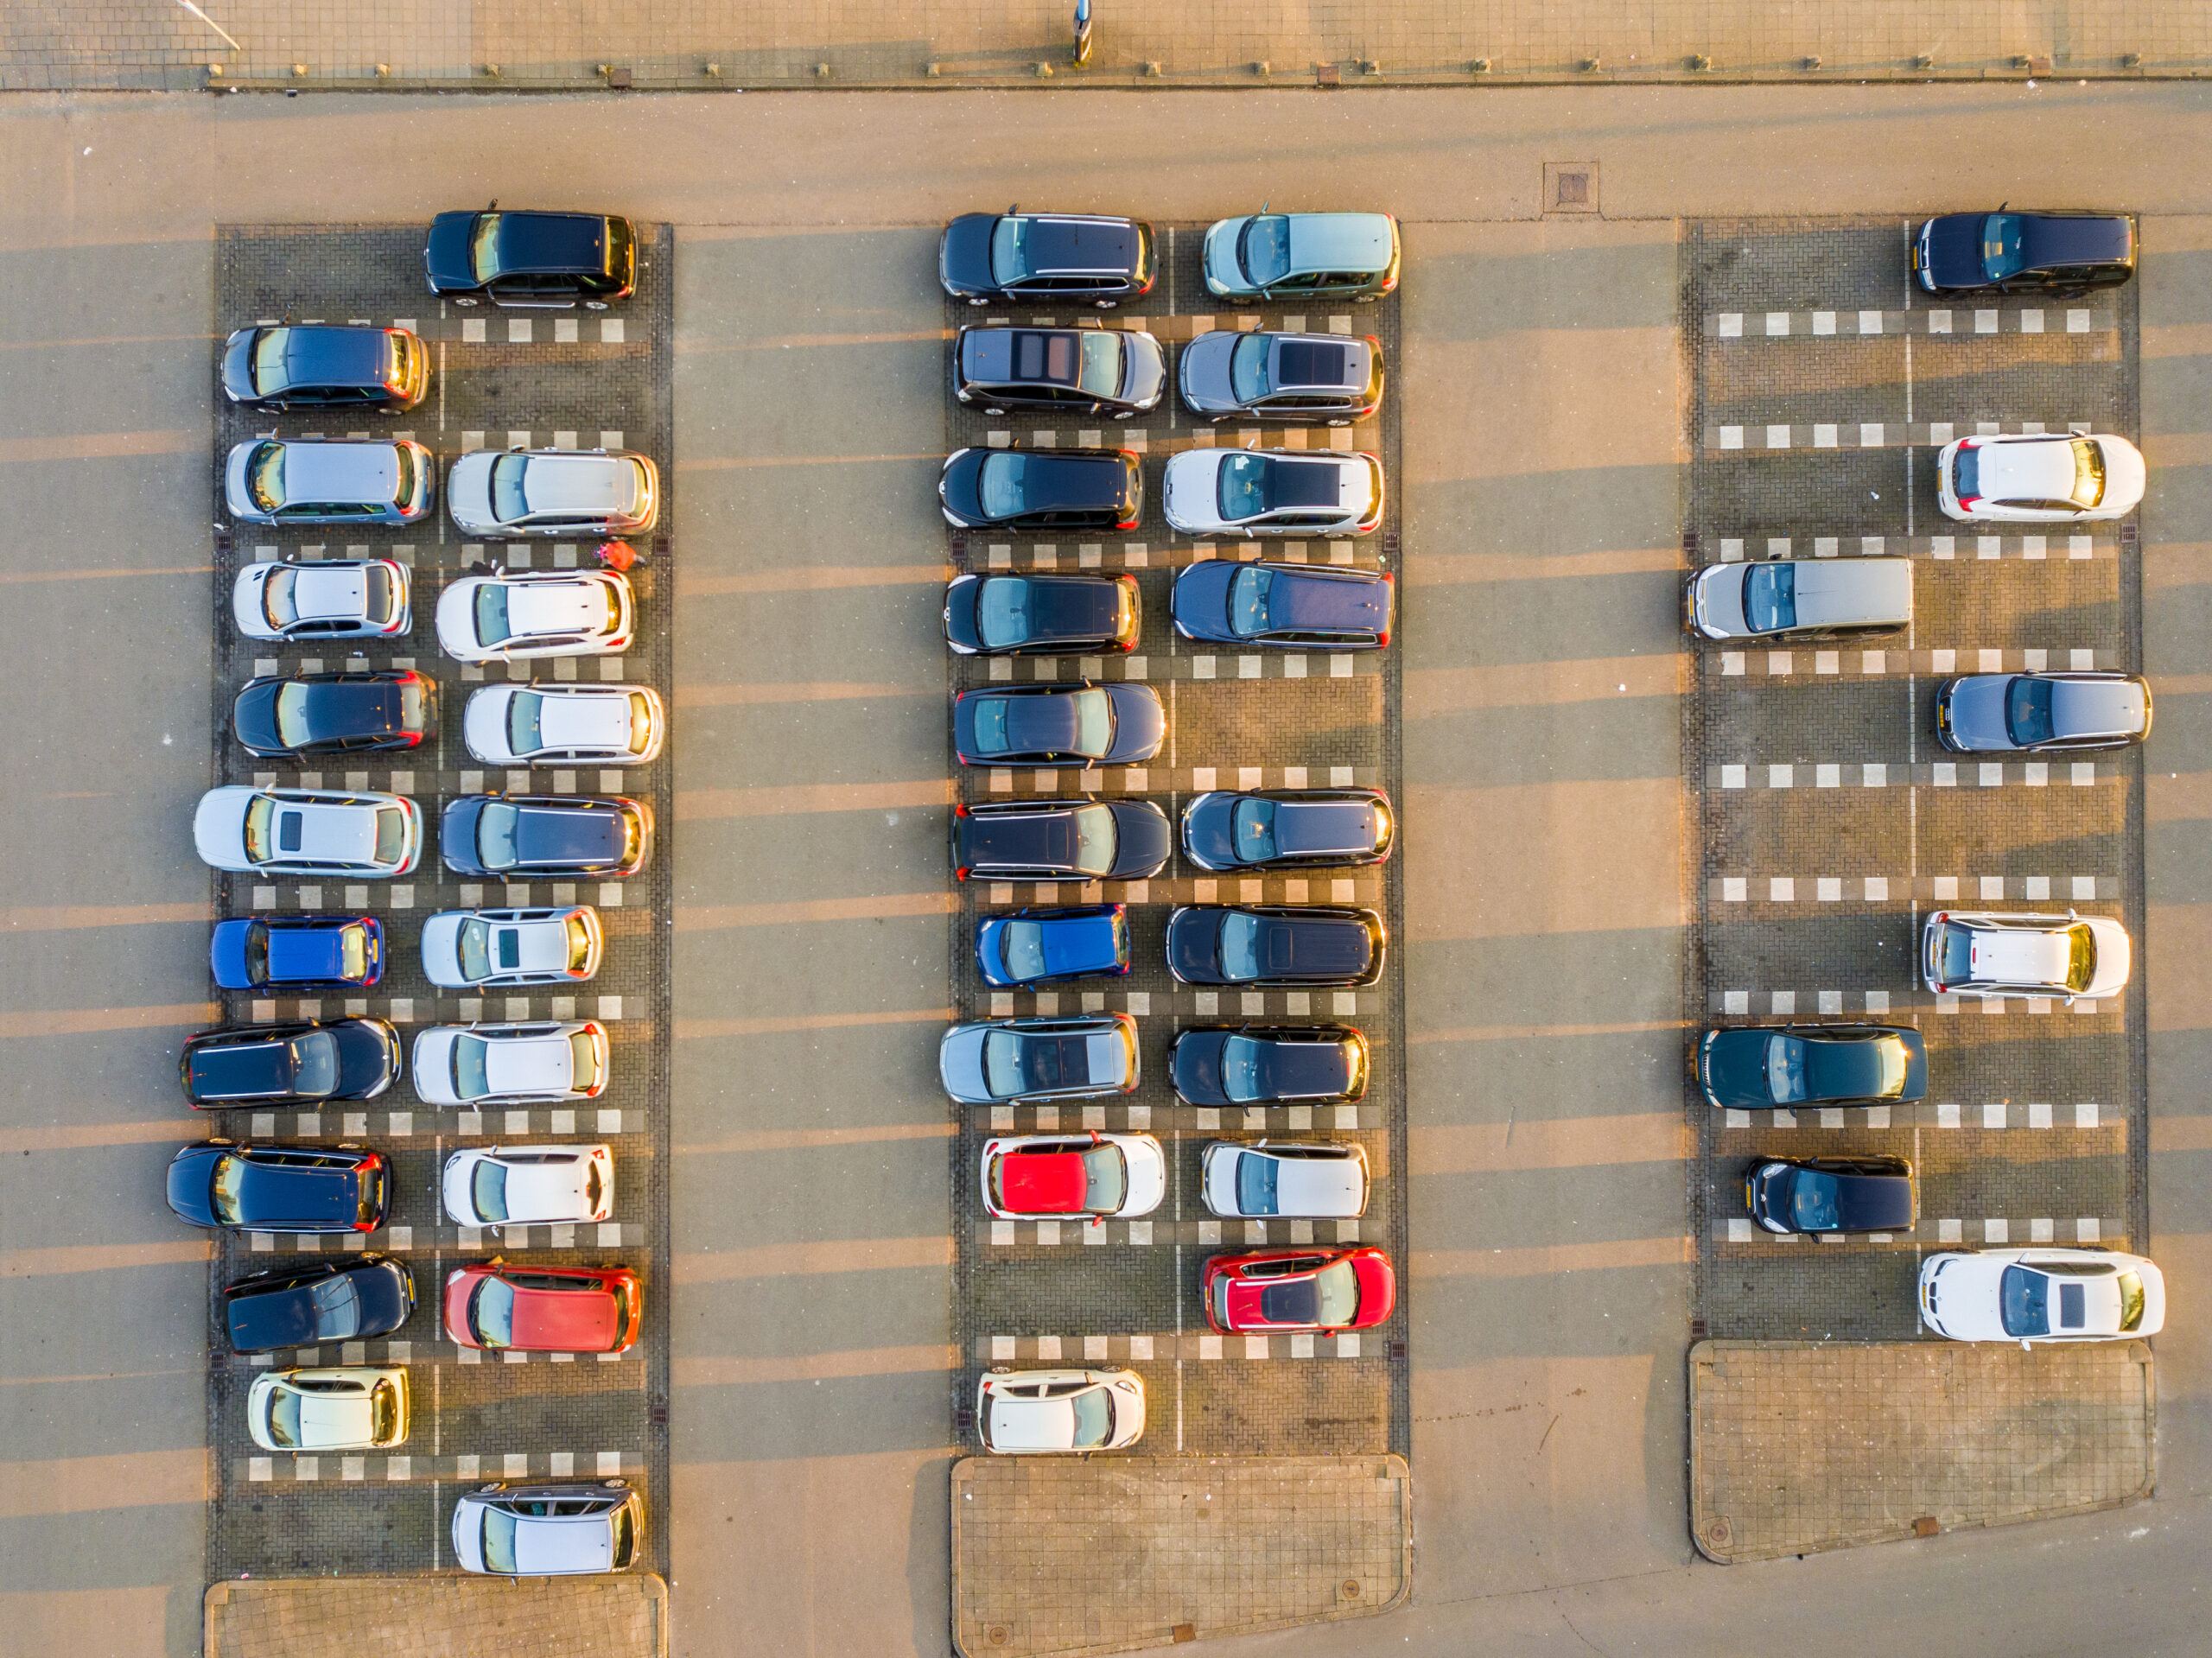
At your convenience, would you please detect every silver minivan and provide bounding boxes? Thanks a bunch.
[1687,556,1911,642]
[226,438,435,525]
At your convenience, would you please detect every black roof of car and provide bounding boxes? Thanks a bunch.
[995,451,1130,512]
[232,674,417,753]
[1769,1163,1916,1231]
[224,1257,409,1352]
[245,327,391,395]
[2018,213,2133,268]
[1272,339,1353,389]
[510,801,628,867]
[1274,799,1386,856]
[1263,567,1390,632]
[186,1026,310,1101]
[961,328,1094,388]
[1022,217,1142,276]
[1264,459,1344,511]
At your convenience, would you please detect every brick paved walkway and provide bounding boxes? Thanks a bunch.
[951,1455,1409,1655]
[8,1,2211,92]
[1690,1339,2156,1564]
[205,1574,668,1658]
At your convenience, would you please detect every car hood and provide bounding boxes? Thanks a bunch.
[425,211,478,286]
[1105,802,1172,880]
[1942,675,2012,749]
[939,1026,992,1102]
[221,328,258,400]
[230,680,288,753]
[1172,559,1238,637]
[2083,917,2132,998]
[1122,333,1167,409]
[2094,436,2146,511]
[209,920,259,987]
[1120,1139,1166,1216]
[411,1029,462,1104]
[938,449,988,523]
[1204,217,1249,287]
[1923,214,1985,287]
[1101,684,1165,765]
[944,575,985,651]
[1180,793,1241,867]
[1700,1029,1774,1107]
[166,1146,224,1226]
[193,787,257,868]
[1177,330,1241,410]
[447,453,496,528]
[1691,564,1749,636]
[940,213,997,292]
[1171,1032,1236,1103]
[1166,909,1229,980]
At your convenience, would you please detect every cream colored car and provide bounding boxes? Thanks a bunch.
[248,1366,409,1452]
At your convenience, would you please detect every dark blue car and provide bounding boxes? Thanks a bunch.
[1746,1157,1916,1236]
[223,1256,414,1354]
[1165,905,1385,988]
[1171,562,1393,649]
[211,915,383,992]
[181,1018,400,1109]
[952,683,1164,768]
[1913,211,2133,295]
[977,906,1131,988]
[1697,1024,1928,1110]
[442,794,652,878]
[166,1141,389,1235]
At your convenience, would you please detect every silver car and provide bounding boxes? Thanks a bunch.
[435,569,634,664]
[1686,556,1911,642]
[193,786,423,878]
[462,683,664,765]
[447,447,658,537]
[225,438,434,525]
[1200,1140,1370,1219]
[1178,330,1382,424]
[451,1481,644,1575]
[231,556,411,642]
[420,906,603,988]
[1934,671,2151,753]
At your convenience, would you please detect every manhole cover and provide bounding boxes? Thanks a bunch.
[988,1625,1011,1646]
[1555,172,1589,205]
[1706,1518,1732,1547]
[1341,1579,1363,1599]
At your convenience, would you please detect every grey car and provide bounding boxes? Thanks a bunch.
[1686,557,1911,642]
[1178,331,1382,425]
[1202,213,1401,302]
[1936,671,2152,753]
[953,326,1166,418]
[938,1014,1141,1104]
[450,1481,644,1575]
[226,439,435,526]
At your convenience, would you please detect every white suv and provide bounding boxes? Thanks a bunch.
[447,448,658,537]
[1921,910,2131,1003]
[1936,432,2145,522]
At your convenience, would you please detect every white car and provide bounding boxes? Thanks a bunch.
[442,1144,613,1226]
[247,1366,409,1452]
[193,786,422,878]
[976,1369,1146,1453]
[447,448,659,537]
[1160,448,1383,538]
[232,556,410,641]
[980,1133,1166,1221]
[1922,910,2131,1003]
[435,569,633,664]
[462,683,664,765]
[1200,1140,1370,1219]
[411,1020,609,1107]
[420,906,603,988]
[1920,1248,2164,1345]
[1936,432,2145,522]
[451,1481,645,1576]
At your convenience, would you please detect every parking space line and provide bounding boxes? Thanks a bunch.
[1707,532,2108,561]
[1707,417,2104,453]
[1710,646,2113,679]
[1713,760,2106,788]
[1711,873,2117,904]
[1707,306,2113,340]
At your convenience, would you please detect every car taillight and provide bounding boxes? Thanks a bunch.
[955,804,969,816]
[1960,497,1980,509]
[955,867,971,880]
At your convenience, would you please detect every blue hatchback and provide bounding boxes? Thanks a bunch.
[976,905,1130,988]
[211,915,384,992]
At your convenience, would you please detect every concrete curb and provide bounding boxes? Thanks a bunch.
[202,1572,671,1658]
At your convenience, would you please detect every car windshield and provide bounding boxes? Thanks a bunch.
[314,1271,364,1337]
[1217,454,1271,523]
[1072,805,1116,877]
[474,582,513,645]
[457,918,493,981]
[2069,438,2105,508]
[976,578,1036,647]
[569,1030,601,1089]
[989,216,1032,285]
[1077,331,1122,398]
[212,1154,247,1224]
[242,924,270,982]
[390,447,415,508]
[1238,215,1293,285]
[2006,678,2056,745]
[453,1033,491,1100]
[1230,797,1277,861]
[507,691,543,754]
[2001,1265,2050,1337]
[1765,1035,1808,1102]
[1227,565,1274,636]
[470,212,505,281]
[1230,334,1274,403]
[1982,213,2027,281]
[489,454,531,524]
[1069,1387,1114,1448]
[290,1030,340,1097]
[476,803,521,870]
[565,914,594,969]
[252,329,292,393]
[2119,1271,2147,1331]
[1067,689,1112,755]
[1236,1153,1280,1215]
[272,682,329,746]
[1789,1172,1843,1229]
[471,1275,518,1347]
[265,1388,304,1449]
[1938,924,1974,984]
[976,453,1032,521]
[481,1509,521,1574]
[375,809,408,867]
[1744,562,1796,632]
[262,568,299,629]
[1082,1144,1128,1210]
[982,1031,1030,1098]
[472,1159,510,1222]
[999,922,1046,981]
[1313,1259,1360,1325]
[248,443,284,513]
[2064,924,2097,992]
[371,1380,398,1443]
[1219,1036,1268,1102]
[1217,912,1262,981]
[242,796,277,864]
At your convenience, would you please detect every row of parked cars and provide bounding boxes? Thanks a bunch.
[931,211,1406,1455]
[176,206,658,1576]
[1694,210,2164,1349]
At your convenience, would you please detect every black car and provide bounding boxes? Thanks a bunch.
[1166,905,1385,988]
[939,448,1142,532]
[939,212,1156,307]
[424,205,636,308]
[221,324,429,411]
[232,670,437,759]
[1178,330,1383,424]
[442,795,653,878]
[1913,211,2134,296]
[953,683,1164,768]
[1180,789,1394,872]
[181,1018,401,1109]
[944,572,1141,656]
[1171,562,1394,649]
[954,326,1167,418]
[1696,1024,1929,1110]
[952,799,1172,882]
[166,1141,389,1235]
[1169,1025,1369,1106]
[1746,1156,1916,1237]
[224,1256,414,1354]
[1935,671,2152,753]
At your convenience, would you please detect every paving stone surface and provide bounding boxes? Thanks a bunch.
[204,1572,667,1657]
[1688,1339,2155,1563]
[950,1454,1408,1656]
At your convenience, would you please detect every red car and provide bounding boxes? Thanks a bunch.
[1201,1247,1395,1335]
[443,1261,641,1355]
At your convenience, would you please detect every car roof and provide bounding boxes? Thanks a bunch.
[1018,215,1141,275]
[260,327,391,391]
[2018,213,2132,268]
[2048,677,2149,739]
[1284,213,1394,272]
[1788,558,1912,626]
[988,450,1127,511]
[1976,437,2079,502]
[519,453,641,515]
[1269,335,1363,390]
[1273,798,1382,855]
[492,212,613,275]
[277,443,399,505]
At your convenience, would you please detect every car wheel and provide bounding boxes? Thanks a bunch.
[1328,419,1351,429]
[585,301,610,311]
[602,1477,628,1489]
[968,296,990,308]
[454,297,480,308]
[1114,410,1135,421]
[1095,299,1118,310]
[984,407,1006,416]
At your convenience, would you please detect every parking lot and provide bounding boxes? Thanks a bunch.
[203,226,674,1578]
[1685,217,2146,1341]
[945,227,1411,1458]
